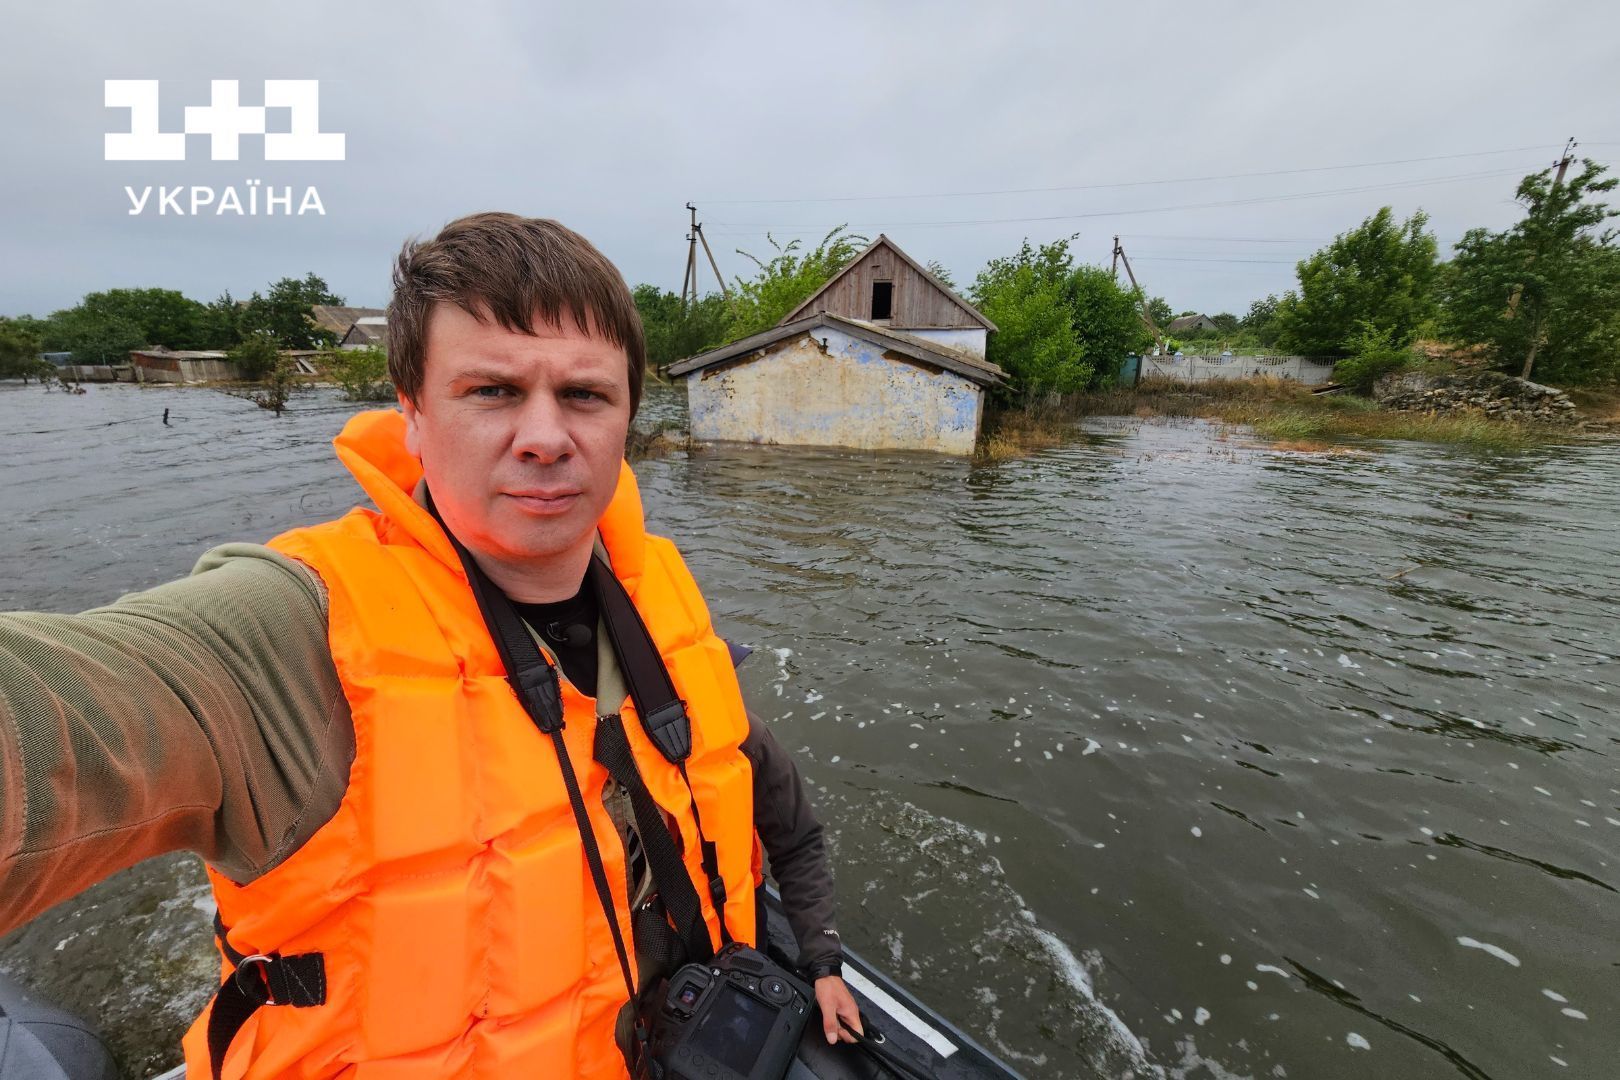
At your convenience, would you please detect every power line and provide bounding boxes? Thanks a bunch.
[700,145,1552,205]
[1132,255,1301,265]
[708,167,1528,232]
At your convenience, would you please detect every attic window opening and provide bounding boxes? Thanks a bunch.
[870,281,893,320]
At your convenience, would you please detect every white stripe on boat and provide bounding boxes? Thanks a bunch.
[842,965,958,1060]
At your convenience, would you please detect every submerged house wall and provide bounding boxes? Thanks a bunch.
[686,328,985,455]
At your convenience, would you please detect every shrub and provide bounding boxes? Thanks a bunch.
[228,332,281,381]
[325,346,392,402]
[1334,324,1413,394]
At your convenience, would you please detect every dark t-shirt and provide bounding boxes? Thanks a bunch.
[513,580,599,697]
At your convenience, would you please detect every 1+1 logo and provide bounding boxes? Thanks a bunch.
[105,79,345,216]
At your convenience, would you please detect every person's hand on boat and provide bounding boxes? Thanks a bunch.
[816,975,862,1044]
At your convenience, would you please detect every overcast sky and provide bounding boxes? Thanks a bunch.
[2,1,1617,320]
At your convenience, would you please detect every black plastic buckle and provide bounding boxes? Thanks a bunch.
[643,700,692,762]
[514,663,566,734]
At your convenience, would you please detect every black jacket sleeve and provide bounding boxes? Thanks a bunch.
[741,713,842,971]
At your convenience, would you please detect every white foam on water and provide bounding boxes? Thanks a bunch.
[1337,655,1360,669]
[1456,937,1520,967]
[1255,964,1291,979]
[1026,924,1157,1069]
[1193,1007,1211,1026]
[1560,1008,1587,1020]
[1192,827,1203,838]
[1346,1032,1371,1050]
[1083,738,1101,756]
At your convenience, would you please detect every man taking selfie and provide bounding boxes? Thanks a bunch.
[0,212,859,1078]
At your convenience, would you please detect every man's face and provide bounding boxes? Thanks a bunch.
[400,302,631,597]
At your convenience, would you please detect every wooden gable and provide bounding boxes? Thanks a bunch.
[780,235,996,331]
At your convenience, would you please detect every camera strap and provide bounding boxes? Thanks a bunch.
[427,489,725,998]
[588,555,731,943]
[449,527,640,1008]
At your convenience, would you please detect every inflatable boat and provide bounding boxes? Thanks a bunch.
[2,888,1022,1080]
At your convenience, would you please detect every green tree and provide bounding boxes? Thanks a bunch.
[40,306,146,364]
[325,346,393,401]
[71,288,210,349]
[240,273,344,349]
[971,237,1149,401]
[1275,207,1439,355]
[197,291,244,350]
[973,239,1081,401]
[1243,294,1282,347]
[724,227,867,341]
[228,332,282,381]
[924,259,957,291]
[1146,296,1173,330]
[1441,160,1620,383]
[1069,266,1149,385]
[632,285,731,369]
[0,317,49,381]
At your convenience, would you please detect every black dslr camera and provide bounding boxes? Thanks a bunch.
[649,942,813,1080]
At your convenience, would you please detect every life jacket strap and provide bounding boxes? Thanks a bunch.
[206,914,326,1080]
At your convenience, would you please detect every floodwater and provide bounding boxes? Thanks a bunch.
[2,381,1616,1080]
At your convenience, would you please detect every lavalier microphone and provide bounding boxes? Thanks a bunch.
[544,622,594,649]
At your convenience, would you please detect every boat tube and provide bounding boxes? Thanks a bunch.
[15,885,1022,1080]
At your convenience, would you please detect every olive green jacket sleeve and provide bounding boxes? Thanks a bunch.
[0,544,353,936]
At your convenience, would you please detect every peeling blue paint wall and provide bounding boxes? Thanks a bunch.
[685,327,985,454]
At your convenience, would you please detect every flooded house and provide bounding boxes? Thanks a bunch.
[128,348,238,383]
[309,304,385,342]
[339,315,389,349]
[668,236,1003,455]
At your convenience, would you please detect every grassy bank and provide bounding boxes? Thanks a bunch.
[979,376,1574,458]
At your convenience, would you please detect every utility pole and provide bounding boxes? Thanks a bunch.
[680,203,729,311]
[1504,137,1577,380]
[1111,236,1165,352]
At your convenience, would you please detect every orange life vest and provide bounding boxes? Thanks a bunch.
[181,409,759,1079]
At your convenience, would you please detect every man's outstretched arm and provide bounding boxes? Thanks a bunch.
[0,544,351,936]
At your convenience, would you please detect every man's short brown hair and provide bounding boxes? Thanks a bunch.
[388,212,646,416]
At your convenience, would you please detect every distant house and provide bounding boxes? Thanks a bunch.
[669,236,1003,455]
[339,316,388,350]
[1168,314,1219,333]
[129,348,238,383]
[309,304,385,343]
